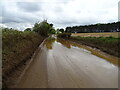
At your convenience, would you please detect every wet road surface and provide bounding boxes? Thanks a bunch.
[16,37,118,88]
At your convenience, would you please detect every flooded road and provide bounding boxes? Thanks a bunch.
[16,37,118,88]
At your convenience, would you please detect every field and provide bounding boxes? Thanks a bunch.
[72,32,120,38]
[58,32,120,57]
[68,36,120,58]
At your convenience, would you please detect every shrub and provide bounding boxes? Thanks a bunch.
[57,33,71,38]
[2,28,44,88]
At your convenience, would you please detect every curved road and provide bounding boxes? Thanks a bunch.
[16,37,118,88]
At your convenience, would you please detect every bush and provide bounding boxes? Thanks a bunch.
[57,33,71,38]
[2,28,44,88]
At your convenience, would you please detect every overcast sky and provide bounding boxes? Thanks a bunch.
[0,0,119,30]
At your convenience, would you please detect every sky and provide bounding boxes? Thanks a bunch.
[0,0,119,30]
[118,1,120,21]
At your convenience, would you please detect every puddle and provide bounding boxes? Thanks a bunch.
[44,37,119,67]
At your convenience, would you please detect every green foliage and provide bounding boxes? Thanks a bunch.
[56,29,61,34]
[24,28,31,31]
[57,28,64,33]
[65,22,120,33]
[44,38,55,49]
[2,28,44,88]
[33,21,55,37]
[57,33,71,38]
[49,24,53,27]
[49,29,56,34]
[71,36,120,57]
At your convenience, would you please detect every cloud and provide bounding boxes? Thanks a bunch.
[2,5,40,24]
[118,1,120,21]
[0,0,119,30]
[17,2,41,12]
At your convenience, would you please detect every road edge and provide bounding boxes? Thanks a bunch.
[14,38,48,88]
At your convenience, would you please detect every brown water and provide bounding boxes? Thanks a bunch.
[16,37,118,88]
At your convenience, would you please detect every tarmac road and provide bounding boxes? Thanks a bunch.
[16,37,118,88]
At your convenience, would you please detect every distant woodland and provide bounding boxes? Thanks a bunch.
[65,22,120,33]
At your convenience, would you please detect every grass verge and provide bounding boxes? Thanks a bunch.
[59,36,120,58]
[2,29,44,88]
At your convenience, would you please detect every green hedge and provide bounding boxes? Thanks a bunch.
[57,33,71,38]
[2,28,44,88]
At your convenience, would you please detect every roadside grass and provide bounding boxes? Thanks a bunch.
[2,28,44,88]
[44,38,55,50]
[63,36,120,58]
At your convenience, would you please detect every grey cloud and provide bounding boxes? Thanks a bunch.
[56,19,79,25]
[2,14,39,24]
[1,0,119,30]
[0,3,4,17]
[2,5,40,24]
[17,2,41,12]
[4,22,33,31]
[54,6,63,12]
[2,17,21,23]
[2,11,22,23]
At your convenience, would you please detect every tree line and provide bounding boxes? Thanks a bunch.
[65,22,120,33]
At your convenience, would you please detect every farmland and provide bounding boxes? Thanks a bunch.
[57,32,120,57]
[72,32,120,38]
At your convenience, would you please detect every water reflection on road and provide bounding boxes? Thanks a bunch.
[44,37,119,67]
[17,37,118,88]
[43,37,118,88]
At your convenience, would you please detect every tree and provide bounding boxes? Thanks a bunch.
[50,24,53,27]
[33,21,54,37]
[24,28,31,31]
[59,28,64,33]
[65,22,120,33]
[51,29,56,34]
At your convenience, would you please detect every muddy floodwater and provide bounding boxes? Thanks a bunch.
[16,37,118,88]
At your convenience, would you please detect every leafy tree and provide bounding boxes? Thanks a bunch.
[49,29,56,34]
[65,22,120,33]
[50,24,53,27]
[33,21,54,37]
[24,28,31,31]
[59,28,64,33]
[56,29,61,34]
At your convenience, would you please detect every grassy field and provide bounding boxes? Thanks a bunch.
[2,28,44,88]
[57,33,120,58]
[72,32,120,38]
[69,36,120,58]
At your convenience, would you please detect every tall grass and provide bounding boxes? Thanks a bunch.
[2,28,44,88]
[72,36,120,57]
[60,35,120,57]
